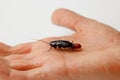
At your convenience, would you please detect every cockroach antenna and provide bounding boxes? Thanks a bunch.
[38,40,49,45]
[31,39,49,44]
[39,40,53,51]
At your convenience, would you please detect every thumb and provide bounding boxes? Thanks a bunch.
[52,8,94,32]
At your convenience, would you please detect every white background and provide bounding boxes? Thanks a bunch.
[0,0,120,46]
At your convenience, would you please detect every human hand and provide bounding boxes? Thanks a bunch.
[4,8,120,80]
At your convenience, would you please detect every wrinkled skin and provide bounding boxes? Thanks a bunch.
[0,8,120,80]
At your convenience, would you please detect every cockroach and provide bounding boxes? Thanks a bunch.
[40,40,81,51]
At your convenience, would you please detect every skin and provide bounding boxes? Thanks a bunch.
[0,8,120,80]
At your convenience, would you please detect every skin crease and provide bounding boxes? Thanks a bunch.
[0,8,120,80]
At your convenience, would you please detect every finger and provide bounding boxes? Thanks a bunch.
[5,54,26,61]
[7,50,46,70]
[10,42,33,54]
[4,54,29,70]
[8,54,44,71]
[10,59,34,70]
[52,8,93,31]
[0,42,11,56]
